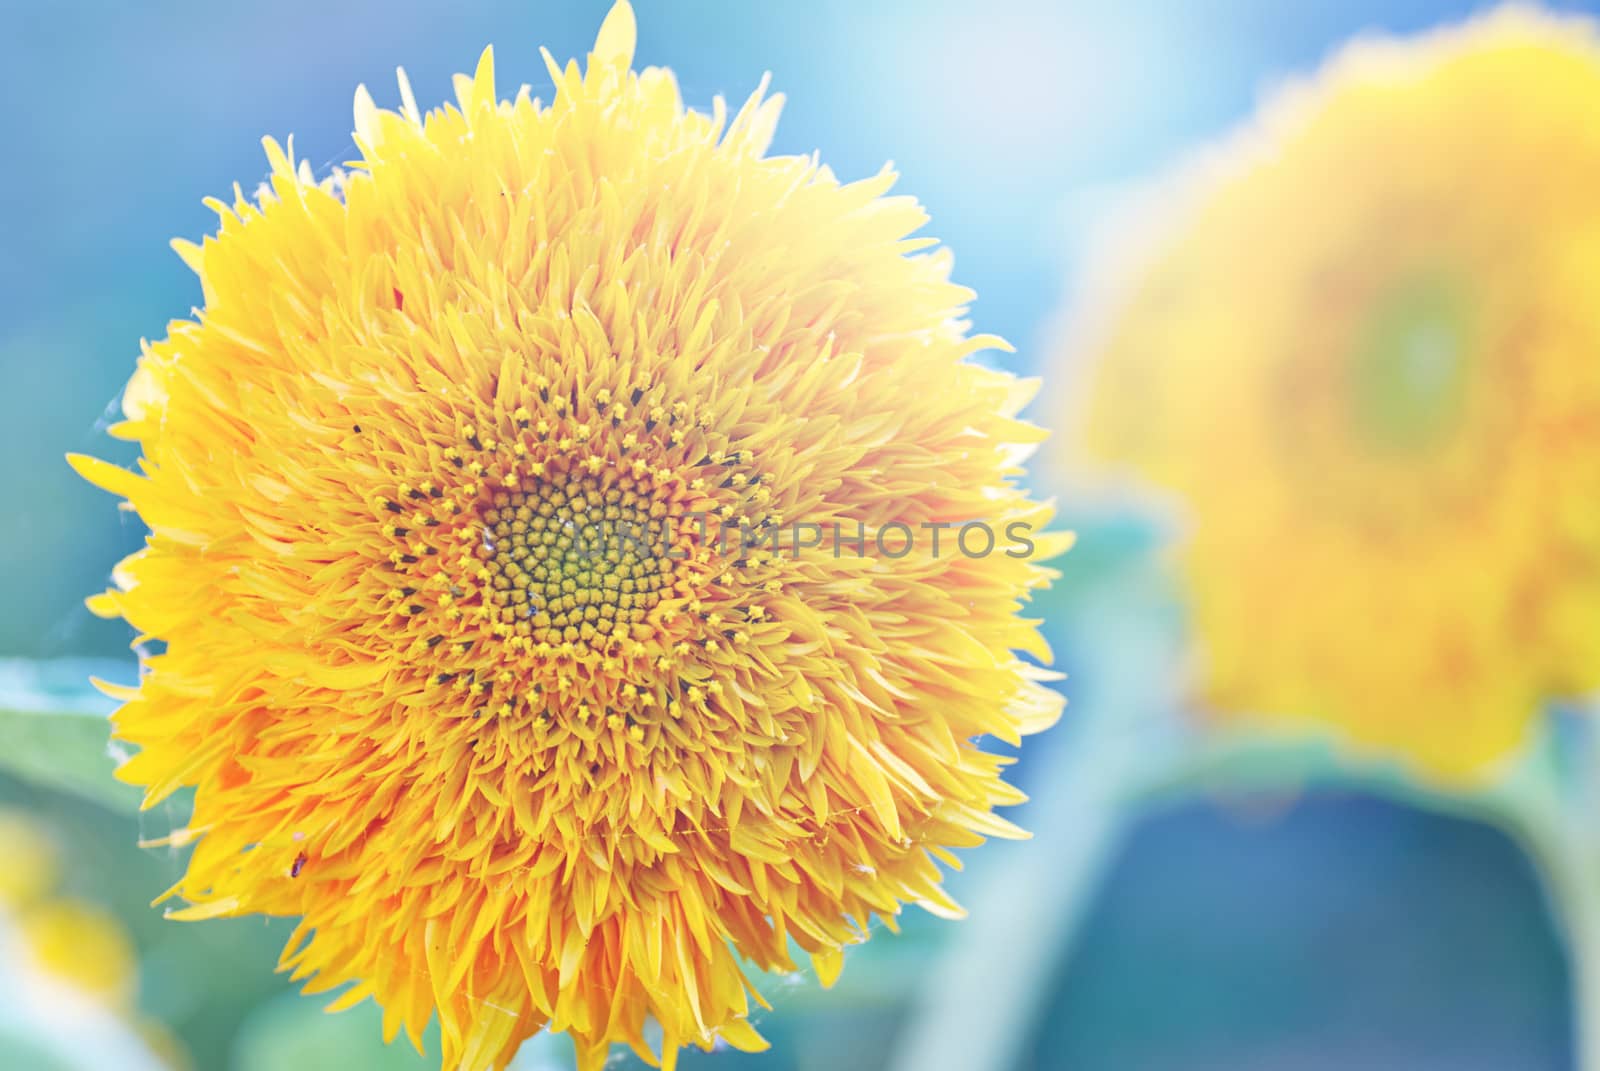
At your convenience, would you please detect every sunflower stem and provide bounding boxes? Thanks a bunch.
[1491,727,1600,1071]
[1563,857,1600,1071]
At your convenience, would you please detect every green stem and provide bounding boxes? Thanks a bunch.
[1490,754,1600,1071]
[1554,847,1600,1071]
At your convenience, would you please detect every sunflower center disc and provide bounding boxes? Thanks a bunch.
[1351,271,1475,454]
[479,469,668,651]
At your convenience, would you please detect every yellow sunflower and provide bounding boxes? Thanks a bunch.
[1069,7,1600,783]
[71,4,1064,1068]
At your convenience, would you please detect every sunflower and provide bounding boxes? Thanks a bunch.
[70,4,1064,1068]
[1069,7,1600,783]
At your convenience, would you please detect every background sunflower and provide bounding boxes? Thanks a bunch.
[1066,7,1600,783]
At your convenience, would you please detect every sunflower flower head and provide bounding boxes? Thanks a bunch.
[1068,7,1600,782]
[72,4,1064,1068]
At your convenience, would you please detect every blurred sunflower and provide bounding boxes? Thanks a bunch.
[71,3,1064,1068]
[0,813,185,1070]
[1069,7,1600,782]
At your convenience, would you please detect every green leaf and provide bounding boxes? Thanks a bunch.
[0,658,141,812]
[0,708,138,812]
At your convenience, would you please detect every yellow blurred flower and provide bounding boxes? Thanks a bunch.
[72,3,1064,1068]
[0,810,183,1070]
[0,812,134,1007]
[21,900,138,1007]
[1069,7,1600,782]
